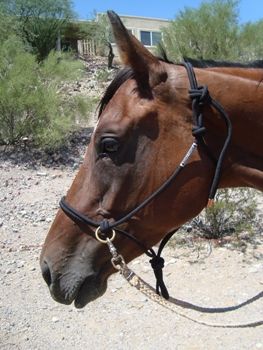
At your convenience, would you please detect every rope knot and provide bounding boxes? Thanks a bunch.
[192,125,206,137]
[189,85,211,105]
[150,256,165,270]
[99,219,111,235]
[149,256,169,299]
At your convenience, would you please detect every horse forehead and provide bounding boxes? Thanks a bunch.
[99,80,155,127]
[110,79,150,112]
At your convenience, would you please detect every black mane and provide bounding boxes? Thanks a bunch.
[98,67,134,117]
[158,46,263,68]
[183,57,263,69]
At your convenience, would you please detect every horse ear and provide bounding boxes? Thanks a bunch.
[107,11,167,91]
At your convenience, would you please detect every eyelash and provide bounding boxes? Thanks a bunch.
[99,137,120,154]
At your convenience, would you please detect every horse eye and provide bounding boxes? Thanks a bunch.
[100,137,120,153]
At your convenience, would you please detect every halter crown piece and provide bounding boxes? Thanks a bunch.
[59,62,232,299]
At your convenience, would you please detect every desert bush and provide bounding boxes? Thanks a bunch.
[187,188,258,239]
[0,37,91,149]
[72,95,99,123]
[39,51,83,83]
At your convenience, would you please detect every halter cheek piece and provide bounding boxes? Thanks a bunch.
[59,62,232,300]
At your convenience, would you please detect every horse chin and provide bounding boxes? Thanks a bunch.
[74,275,107,308]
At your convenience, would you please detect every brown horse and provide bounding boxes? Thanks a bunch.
[40,11,263,308]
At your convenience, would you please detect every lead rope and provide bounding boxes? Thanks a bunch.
[106,237,263,329]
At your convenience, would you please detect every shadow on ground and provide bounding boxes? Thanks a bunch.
[0,127,94,169]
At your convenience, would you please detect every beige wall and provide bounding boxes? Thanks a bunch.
[120,14,169,35]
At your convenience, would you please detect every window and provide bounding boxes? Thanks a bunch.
[140,31,162,46]
[152,32,162,46]
[140,31,151,46]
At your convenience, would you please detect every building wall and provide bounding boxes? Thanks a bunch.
[120,14,169,34]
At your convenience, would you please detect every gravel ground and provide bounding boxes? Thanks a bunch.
[0,144,263,349]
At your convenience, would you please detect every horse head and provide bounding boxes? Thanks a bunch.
[40,11,215,307]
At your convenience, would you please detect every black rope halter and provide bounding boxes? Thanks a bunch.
[59,62,232,300]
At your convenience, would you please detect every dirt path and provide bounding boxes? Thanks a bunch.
[0,160,262,350]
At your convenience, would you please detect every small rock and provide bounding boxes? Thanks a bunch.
[37,172,47,177]
[17,261,25,268]
[165,258,177,266]
[52,317,59,323]
[249,264,262,273]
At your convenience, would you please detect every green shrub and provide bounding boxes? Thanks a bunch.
[71,95,100,124]
[0,37,91,149]
[188,188,258,239]
[40,51,84,83]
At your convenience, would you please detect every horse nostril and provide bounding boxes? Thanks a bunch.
[41,260,52,287]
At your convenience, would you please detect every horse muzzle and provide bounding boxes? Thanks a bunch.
[40,258,107,308]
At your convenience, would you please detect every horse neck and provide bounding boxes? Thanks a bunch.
[207,67,263,81]
[195,67,263,190]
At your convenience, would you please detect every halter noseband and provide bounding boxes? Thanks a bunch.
[59,62,232,299]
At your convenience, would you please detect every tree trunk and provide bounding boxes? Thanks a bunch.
[107,42,114,69]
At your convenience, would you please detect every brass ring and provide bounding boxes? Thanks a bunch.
[95,227,116,243]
